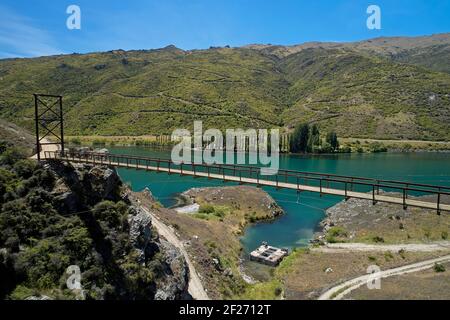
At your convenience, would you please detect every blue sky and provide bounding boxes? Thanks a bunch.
[0,0,449,58]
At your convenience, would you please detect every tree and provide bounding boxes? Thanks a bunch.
[308,124,321,152]
[326,131,339,152]
[290,123,310,153]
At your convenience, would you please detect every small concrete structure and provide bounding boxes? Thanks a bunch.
[250,242,289,267]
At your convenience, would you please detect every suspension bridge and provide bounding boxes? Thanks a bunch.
[42,150,450,213]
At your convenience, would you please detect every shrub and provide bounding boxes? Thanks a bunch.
[199,204,215,214]
[372,236,385,243]
[369,142,387,153]
[328,226,348,238]
[8,285,38,300]
[384,252,394,261]
[434,263,446,273]
[13,159,37,179]
[92,139,106,146]
[0,147,27,166]
[70,138,81,145]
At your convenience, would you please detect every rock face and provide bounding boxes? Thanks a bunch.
[128,207,154,264]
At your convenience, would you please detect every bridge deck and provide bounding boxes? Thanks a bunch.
[44,152,450,213]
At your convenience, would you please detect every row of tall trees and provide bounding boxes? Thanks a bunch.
[290,123,339,153]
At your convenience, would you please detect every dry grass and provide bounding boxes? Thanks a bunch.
[347,262,450,300]
[279,249,450,300]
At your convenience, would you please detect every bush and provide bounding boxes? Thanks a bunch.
[339,146,352,153]
[0,147,27,166]
[434,263,446,273]
[199,204,215,214]
[70,138,81,145]
[328,226,348,238]
[92,139,106,146]
[372,236,385,243]
[326,227,348,243]
[369,142,387,153]
[13,159,37,179]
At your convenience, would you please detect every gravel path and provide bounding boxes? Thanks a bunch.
[313,242,450,253]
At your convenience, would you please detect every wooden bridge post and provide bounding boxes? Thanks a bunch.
[344,182,348,201]
[437,192,441,215]
[207,166,210,179]
[257,171,260,187]
[156,159,160,172]
[372,185,377,205]
[168,161,171,174]
[403,189,407,210]
[180,163,183,176]
[319,179,323,197]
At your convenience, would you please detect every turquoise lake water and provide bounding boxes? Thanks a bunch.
[108,147,450,252]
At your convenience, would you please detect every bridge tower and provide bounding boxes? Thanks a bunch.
[33,94,65,161]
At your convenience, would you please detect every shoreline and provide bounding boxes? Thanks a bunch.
[67,135,450,153]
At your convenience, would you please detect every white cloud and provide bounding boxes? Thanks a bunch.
[0,5,63,58]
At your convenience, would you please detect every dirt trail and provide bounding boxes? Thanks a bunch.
[313,242,450,253]
[139,206,210,300]
[318,254,450,300]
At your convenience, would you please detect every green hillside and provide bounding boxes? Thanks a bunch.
[0,34,449,140]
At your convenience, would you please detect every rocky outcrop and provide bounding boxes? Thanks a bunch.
[154,239,190,300]
[45,161,124,213]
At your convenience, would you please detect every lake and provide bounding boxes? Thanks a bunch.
[107,146,450,252]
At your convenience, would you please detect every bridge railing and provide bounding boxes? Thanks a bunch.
[43,150,450,213]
